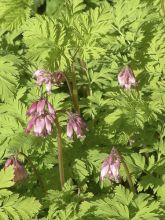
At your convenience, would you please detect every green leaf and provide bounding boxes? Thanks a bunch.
[0,56,19,101]
[1,194,41,220]
[0,0,33,37]
[0,167,14,189]
[23,15,71,68]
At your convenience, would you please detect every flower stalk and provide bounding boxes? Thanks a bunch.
[55,116,65,189]
[63,74,74,103]
[71,63,80,114]
[161,0,165,16]
[79,59,91,96]
[118,151,136,194]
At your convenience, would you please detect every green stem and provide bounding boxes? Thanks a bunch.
[55,116,65,189]
[19,152,45,191]
[118,152,136,194]
[63,74,74,101]
[79,59,92,96]
[71,63,80,114]
[161,0,165,16]
[111,24,131,45]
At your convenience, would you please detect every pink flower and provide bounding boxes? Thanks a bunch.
[33,69,45,77]
[26,101,37,116]
[4,156,28,183]
[25,99,56,136]
[67,112,87,139]
[100,148,120,183]
[33,69,52,93]
[33,69,65,93]
[47,102,55,115]
[118,66,136,89]
[37,99,46,115]
[25,115,37,133]
[33,116,45,136]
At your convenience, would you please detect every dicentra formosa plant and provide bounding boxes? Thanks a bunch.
[25,68,88,188]
[5,65,137,190]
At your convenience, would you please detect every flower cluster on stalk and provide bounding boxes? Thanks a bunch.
[4,156,27,183]
[100,147,121,183]
[118,66,136,89]
[25,69,88,139]
[25,99,56,136]
[67,112,87,139]
[34,69,65,93]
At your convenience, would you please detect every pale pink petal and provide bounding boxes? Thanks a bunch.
[25,116,36,133]
[100,163,109,181]
[46,115,54,123]
[45,116,52,134]
[67,122,73,138]
[75,125,83,138]
[46,81,52,93]
[33,117,45,135]
[110,164,119,179]
[37,99,46,115]
[26,102,37,116]
[47,102,55,115]
[35,75,46,86]
[129,76,136,84]
[4,158,13,169]
[33,69,45,77]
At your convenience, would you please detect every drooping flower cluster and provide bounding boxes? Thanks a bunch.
[33,69,65,93]
[100,147,120,183]
[4,156,27,183]
[25,99,56,136]
[118,66,136,89]
[67,112,87,139]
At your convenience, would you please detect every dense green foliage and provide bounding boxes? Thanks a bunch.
[0,0,164,219]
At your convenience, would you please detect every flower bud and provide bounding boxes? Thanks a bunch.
[4,157,28,183]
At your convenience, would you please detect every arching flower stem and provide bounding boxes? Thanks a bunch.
[117,151,136,194]
[161,0,165,16]
[63,74,74,102]
[55,116,65,189]
[71,63,80,114]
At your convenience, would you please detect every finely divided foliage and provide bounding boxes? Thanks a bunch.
[0,0,164,219]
